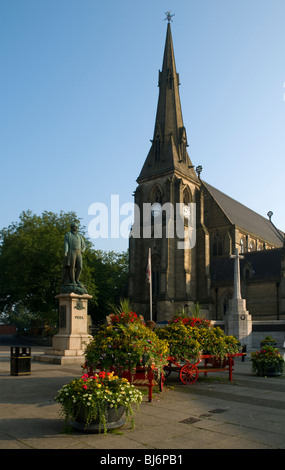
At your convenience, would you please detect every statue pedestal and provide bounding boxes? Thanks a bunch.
[33,293,93,364]
[226,298,252,349]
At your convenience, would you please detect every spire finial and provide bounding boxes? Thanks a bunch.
[164,11,175,23]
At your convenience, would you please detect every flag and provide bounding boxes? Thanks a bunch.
[146,248,151,283]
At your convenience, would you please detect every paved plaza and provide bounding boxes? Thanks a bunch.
[1,337,285,451]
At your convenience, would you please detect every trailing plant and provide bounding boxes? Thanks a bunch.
[55,371,143,433]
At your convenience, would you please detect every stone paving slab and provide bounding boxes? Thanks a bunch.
[1,342,285,452]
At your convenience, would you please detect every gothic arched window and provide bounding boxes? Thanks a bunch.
[213,234,223,257]
[182,186,192,220]
[150,185,163,204]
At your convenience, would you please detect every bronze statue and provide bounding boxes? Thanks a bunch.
[61,222,87,294]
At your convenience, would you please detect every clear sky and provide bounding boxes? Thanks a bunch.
[1,0,285,253]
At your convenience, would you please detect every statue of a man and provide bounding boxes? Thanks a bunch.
[62,222,85,286]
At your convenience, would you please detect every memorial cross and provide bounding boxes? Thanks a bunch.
[230,248,244,300]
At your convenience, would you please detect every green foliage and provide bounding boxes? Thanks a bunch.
[0,210,129,329]
[156,319,240,360]
[0,210,97,326]
[155,322,201,362]
[84,316,169,375]
[90,250,129,323]
[107,298,134,317]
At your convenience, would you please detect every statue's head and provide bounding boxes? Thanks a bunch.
[70,222,79,233]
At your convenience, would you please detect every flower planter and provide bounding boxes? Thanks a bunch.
[251,343,284,378]
[260,341,277,348]
[254,363,283,377]
[71,404,126,433]
[55,371,143,434]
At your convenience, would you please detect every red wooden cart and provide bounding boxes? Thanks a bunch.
[164,353,245,385]
[85,364,163,403]
[118,366,163,403]
[85,352,244,403]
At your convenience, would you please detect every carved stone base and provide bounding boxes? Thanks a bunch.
[33,292,93,365]
[226,298,252,348]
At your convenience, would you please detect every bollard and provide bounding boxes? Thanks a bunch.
[10,347,31,376]
[241,345,246,362]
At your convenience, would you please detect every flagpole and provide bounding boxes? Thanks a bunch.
[148,248,152,321]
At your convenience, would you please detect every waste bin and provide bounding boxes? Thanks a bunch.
[10,346,31,376]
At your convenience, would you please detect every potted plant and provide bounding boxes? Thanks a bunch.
[251,345,284,377]
[260,335,277,347]
[84,312,169,378]
[155,321,201,362]
[190,326,240,358]
[55,370,143,433]
[156,316,240,360]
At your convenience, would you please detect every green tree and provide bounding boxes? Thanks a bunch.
[89,250,129,324]
[0,210,97,327]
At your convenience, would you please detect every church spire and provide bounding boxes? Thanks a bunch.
[138,21,198,183]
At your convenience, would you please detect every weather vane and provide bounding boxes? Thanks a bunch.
[164,11,175,23]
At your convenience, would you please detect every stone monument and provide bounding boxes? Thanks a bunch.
[226,248,252,349]
[34,222,93,364]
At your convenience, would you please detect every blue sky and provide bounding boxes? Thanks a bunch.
[1,0,285,253]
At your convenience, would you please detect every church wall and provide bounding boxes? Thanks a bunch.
[237,230,276,253]
[211,280,280,322]
[243,281,279,320]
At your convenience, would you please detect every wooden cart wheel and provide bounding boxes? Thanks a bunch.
[179,364,198,385]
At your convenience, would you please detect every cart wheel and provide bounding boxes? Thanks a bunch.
[179,364,198,385]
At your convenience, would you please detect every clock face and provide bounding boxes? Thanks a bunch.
[183,204,190,219]
[151,202,161,217]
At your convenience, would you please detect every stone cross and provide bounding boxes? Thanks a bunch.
[230,248,244,300]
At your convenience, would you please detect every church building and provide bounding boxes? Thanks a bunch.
[128,21,285,324]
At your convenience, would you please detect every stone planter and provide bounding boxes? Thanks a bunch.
[253,363,283,377]
[71,404,126,433]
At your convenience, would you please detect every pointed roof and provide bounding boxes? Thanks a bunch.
[137,23,198,183]
[203,181,284,247]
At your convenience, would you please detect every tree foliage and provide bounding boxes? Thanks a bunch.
[90,250,129,324]
[0,210,97,326]
[0,210,129,328]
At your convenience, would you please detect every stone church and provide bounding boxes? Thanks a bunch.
[128,22,285,324]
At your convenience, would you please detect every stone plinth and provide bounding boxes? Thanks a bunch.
[33,293,93,364]
[226,298,252,349]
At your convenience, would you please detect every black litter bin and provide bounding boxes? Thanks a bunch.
[10,347,31,376]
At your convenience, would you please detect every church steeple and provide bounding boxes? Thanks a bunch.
[137,22,198,183]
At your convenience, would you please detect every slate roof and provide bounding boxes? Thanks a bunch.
[211,249,282,284]
[203,181,284,247]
